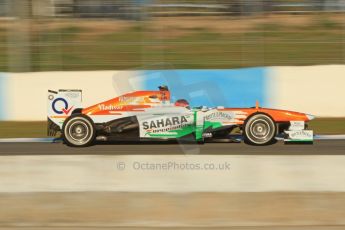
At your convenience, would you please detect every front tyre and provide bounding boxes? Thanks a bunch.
[62,114,96,147]
[244,114,276,145]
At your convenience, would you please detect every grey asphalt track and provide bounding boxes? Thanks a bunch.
[0,140,344,155]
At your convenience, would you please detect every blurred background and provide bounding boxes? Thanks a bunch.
[0,0,345,72]
[1,3,345,230]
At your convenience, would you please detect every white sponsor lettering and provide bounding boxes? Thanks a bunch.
[98,104,123,110]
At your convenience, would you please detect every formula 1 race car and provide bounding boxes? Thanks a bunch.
[47,86,314,147]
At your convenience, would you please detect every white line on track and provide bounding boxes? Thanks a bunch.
[0,138,61,143]
[314,135,345,140]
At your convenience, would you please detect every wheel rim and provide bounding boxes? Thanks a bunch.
[69,122,89,142]
[64,117,94,146]
[250,119,270,139]
[246,116,275,144]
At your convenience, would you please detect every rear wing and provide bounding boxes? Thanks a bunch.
[47,89,82,136]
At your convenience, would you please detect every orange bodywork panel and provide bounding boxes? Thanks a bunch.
[81,89,311,125]
[82,90,170,116]
[220,108,311,124]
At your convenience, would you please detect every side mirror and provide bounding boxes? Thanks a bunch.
[201,106,208,112]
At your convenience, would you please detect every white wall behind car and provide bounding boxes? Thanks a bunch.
[268,65,345,117]
[0,65,344,121]
[1,71,141,120]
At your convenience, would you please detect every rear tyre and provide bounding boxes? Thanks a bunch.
[62,114,96,147]
[244,114,276,146]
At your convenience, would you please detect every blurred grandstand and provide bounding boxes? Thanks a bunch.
[2,0,345,18]
[0,0,344,71]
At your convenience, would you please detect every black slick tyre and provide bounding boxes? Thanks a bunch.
[62,114,96,147]
[244,113,276,146]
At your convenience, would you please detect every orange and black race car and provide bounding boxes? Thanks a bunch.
[47,86,314,147]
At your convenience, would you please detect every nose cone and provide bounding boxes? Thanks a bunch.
[306,114,315,121]
[262,109,315,122]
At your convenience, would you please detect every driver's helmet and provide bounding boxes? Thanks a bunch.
[174,99,190,109]
[158,85,169,91]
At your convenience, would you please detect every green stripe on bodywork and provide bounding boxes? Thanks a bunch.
[285,139,313,142]
[204,121,223,130]
[146,125,195,138]
[194,111,203,141]
[144,111,227,140]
